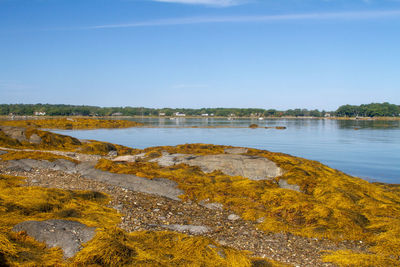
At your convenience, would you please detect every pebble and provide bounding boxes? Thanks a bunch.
[228,214,240,221]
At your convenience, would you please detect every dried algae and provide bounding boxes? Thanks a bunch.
[0,174,280,266]
[96,144,400,266]
[0,118,143,130]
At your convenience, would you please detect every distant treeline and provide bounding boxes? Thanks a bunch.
[0,103,399,117]
[335,102,400,117]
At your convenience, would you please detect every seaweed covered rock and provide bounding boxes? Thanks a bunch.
[0,174,280,266]
[0,174,120,266]
[0,126,137,156]
[149,152,284,180]
[0,118,143,130]
[0,126,28,142]
[97,143,400,266]
[12,219,95,258]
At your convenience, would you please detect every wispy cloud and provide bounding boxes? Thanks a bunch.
[83,10,400,30]
[150,0,244,7]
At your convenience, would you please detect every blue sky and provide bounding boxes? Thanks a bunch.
[1,0,400,110]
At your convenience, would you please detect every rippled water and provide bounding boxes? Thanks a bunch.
[54,118,400,184]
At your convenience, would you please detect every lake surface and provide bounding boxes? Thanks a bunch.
[54,118,400,184]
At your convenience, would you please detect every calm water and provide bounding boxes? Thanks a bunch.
[54,118,400,184]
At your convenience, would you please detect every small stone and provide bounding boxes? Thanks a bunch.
[228,214,240,221]
[161,224,211,235]
[113,204,123,210]
[153,208,160,212]
[107,151,118,157]
[256,217,265,223]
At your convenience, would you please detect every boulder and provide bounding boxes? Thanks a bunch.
[29,133,42,144]
[0,126,27,142]
[12,219,95,258]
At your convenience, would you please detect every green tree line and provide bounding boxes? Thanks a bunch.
[0,103,398,117]
[335,102,400,117]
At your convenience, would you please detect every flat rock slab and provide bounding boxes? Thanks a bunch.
[76,162,183,201]
[148,152,186,167]
[7,159,77,173]
[12,219,95,258]
[151,152,283,181]
[112,153,146,162]
[6,159,184,201]
[161,224,211,235]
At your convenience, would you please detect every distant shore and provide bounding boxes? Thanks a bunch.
[1,115,400,121]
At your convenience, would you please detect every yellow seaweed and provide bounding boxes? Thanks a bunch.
[0,150,79,163]
[0,174,280,266]
[0,118,143,130]
[96,144,400,266]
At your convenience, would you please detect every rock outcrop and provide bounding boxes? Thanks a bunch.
[6,159,183,201]
[0,126,27,142]
[149,152,283,181]
[12,219,95,258]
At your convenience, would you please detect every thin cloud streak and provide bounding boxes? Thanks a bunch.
[84,10,400,30]
[151,0,243,7]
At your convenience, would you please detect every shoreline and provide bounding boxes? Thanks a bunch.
[2,115,400,121]
[1,122,399,266]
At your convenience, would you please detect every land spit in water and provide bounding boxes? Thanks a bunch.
[0,118,399,266]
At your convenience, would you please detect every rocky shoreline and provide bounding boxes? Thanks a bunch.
[1,121,399,266]
[0,148,367,266]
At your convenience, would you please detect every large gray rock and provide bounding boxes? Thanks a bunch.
[12,219,95,258]
[7,159,77,173]
[0,126,27,142]
[150,152,283,181]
